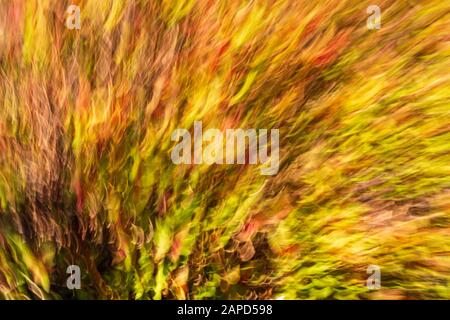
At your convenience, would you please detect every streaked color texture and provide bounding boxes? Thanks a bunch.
[0,0,449,299]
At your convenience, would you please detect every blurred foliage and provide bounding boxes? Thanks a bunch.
[0,0,449,299]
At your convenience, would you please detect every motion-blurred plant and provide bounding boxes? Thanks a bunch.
[0,0,449,300]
